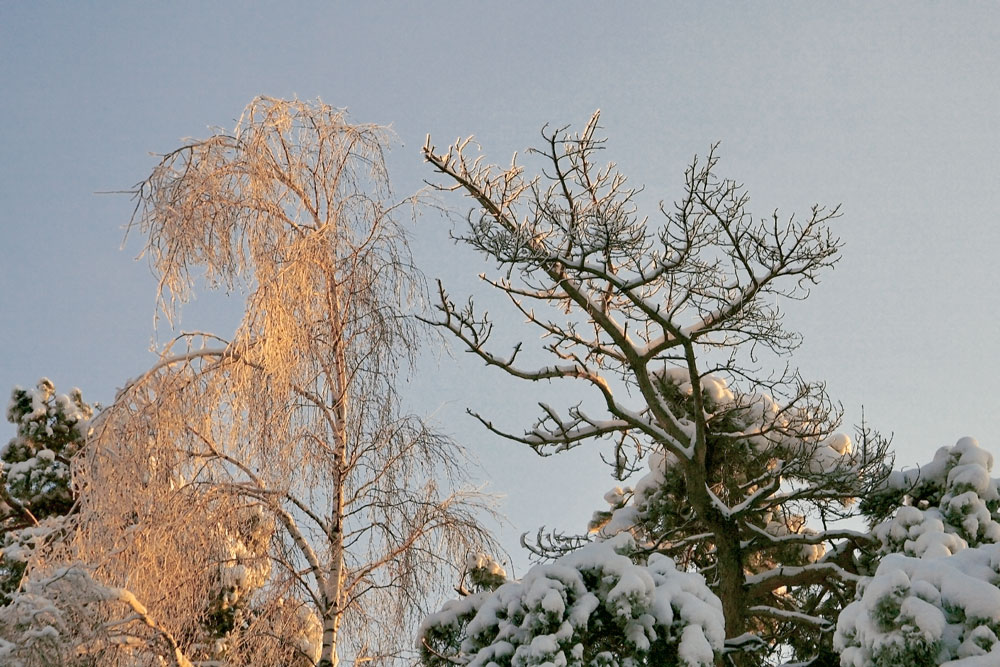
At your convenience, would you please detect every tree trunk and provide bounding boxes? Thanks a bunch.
[318,544,344,667]
[684,460,748,649]
[319,281,350,667]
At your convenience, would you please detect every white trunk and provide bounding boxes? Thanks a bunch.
[320,284,348,667]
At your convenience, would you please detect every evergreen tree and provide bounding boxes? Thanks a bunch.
[1,379,92,604]
[421,114,890,665]
[420,535,724,667]
[836,437,1000,665]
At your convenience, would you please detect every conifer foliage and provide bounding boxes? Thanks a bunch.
[1,380,91,603]
[836,438,1000,665]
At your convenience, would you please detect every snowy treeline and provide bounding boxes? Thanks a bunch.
[421,424,1000,666]
[7,379,1000,665]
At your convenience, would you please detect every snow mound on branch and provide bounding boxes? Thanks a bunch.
[419,535,724,666]
[465,552,507,592]
[887,438,996,496]
[0,566,115,666]
[591,371,856,548]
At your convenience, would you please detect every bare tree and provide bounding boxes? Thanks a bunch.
[37,97,495,666]
[422,114,889,665]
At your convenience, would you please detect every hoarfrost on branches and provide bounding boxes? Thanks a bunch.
[1,97,498,667]
[82,96,499,666]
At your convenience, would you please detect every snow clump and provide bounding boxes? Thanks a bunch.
[419,534,724,666]
[837,437,1000,666]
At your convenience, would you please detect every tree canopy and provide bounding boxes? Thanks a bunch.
[0,97,496,667]
[419,113,897,665]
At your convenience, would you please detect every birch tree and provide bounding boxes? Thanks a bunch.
[422,114,890,665]
[44,97,495,666]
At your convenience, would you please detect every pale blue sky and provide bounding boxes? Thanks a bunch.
[3,2,1000,573]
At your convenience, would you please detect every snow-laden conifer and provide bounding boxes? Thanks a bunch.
[419,535,724,666]
[836,437,1000,665]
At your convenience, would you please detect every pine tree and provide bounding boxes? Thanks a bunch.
[1,379,92,604]
[421,114,892,665]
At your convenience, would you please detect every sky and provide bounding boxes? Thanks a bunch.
[3,2,1000,575]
